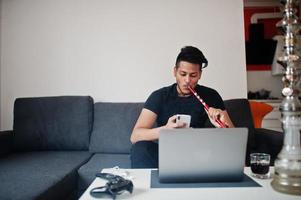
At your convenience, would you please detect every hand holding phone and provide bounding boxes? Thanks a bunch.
[176,114,191,128]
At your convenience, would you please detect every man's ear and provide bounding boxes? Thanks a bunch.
[173,67,177,77]
[199,70,202,80]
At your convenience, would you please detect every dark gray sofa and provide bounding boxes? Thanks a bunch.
[0,96,94,200]
[0,96,283,200]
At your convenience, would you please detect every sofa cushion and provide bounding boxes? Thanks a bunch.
[89,102,144,153]
[0,131,13,158]
[0,151,91,200]
[224,99,254,129]
[13,96,94,151]
[224,99,255,139]
[224,98,257,165]
[77,153,131,193]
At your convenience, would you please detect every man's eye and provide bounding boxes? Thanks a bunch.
[180,73,186,76]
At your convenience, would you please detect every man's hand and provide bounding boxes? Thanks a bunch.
[207,108,234,128]
[165,115,187,129]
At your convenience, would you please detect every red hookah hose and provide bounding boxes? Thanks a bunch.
[188,85,228,128]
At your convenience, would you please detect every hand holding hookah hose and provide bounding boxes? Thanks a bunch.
[187,85,228,128]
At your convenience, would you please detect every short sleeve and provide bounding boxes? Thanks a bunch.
[144,90,162,115]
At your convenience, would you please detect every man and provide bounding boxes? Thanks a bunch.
[130,46,234,168]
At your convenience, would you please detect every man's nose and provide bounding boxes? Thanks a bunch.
[184,75,191,83]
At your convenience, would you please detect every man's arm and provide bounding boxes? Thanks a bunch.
[130,108,185,144]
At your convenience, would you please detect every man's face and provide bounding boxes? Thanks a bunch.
[174,61,202,96]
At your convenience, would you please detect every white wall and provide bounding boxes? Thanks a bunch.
[0,0,247,130]
[247,71,282,98]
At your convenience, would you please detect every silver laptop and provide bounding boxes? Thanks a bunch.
[159,128,248,183]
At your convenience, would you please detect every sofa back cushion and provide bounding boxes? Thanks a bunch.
[13,96,94,151]
[89,102,144,153]
[224,98,254,129]
[224,98,256,153]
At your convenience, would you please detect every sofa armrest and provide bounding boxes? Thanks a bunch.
[0,130,13,157]
[253,128,284,165]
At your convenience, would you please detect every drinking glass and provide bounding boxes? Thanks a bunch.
[250,153,271,179]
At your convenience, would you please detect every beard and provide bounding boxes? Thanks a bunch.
[177,84,192,96]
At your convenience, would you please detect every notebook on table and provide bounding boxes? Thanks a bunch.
[158,128,248,183]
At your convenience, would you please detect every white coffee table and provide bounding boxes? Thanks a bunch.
[79,167,300,200]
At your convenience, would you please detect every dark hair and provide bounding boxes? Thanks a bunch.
[175,46,208,70]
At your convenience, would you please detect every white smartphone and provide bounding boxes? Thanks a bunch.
[176,114,191,128]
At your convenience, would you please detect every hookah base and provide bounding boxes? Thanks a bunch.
[271,170,301,195]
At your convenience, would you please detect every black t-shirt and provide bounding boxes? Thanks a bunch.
[144,83,225,128]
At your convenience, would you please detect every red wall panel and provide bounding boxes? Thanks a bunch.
[244,7,280,41]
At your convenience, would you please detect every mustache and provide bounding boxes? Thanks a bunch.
[182,84,192,88]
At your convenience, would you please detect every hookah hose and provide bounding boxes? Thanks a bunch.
[187,85,228,128]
